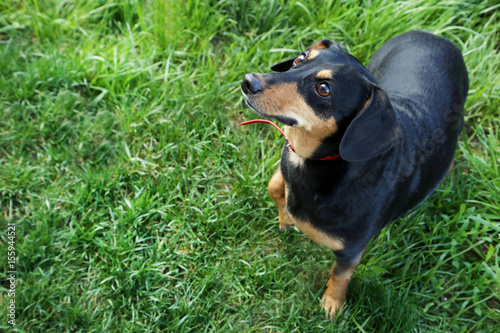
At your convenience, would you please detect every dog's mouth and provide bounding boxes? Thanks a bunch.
[243,99,297,127]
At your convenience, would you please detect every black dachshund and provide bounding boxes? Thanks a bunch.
[241,31,468,318]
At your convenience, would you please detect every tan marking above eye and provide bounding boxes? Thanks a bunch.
[308,49,320,60]
[303,40,328,61]
[316,69,333,80]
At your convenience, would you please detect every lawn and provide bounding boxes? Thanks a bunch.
[0,0,499,332]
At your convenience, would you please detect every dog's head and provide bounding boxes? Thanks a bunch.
[241,39,400,162]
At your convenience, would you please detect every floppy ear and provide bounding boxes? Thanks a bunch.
[340,86,400,162]
[270,57,296,72]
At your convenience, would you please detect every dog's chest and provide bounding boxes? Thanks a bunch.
[282,162,341,223]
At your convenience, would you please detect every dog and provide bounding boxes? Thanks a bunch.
[240,30,468,318]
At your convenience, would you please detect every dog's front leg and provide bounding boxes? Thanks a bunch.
[268,168,293,232]
[321,247,366,319]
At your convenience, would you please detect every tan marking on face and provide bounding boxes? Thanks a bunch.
[308,49,320,60]
[316,69,333,80]
[248,81,338,159]
[250,82,300,117]
[305,41,327,60]
[284,116,338,158]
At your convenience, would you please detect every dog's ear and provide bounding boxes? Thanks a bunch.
[270,57,296,72]
[315,38,343,51]
[340,86,400,162]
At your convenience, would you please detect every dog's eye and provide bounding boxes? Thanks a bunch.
[295,52,307,65]
[317,83,331,97]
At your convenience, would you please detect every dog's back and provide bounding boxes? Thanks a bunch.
[368,30,468,107]
[368,31,468,223]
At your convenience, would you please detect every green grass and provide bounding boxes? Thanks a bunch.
[0,0,499,332]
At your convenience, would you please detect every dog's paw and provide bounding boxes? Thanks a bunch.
[279,223,293,232]
[320,290,344,319]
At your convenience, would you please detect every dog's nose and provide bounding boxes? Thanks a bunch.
[242,73,262,94]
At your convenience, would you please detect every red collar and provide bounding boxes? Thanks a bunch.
[240,119,341,161]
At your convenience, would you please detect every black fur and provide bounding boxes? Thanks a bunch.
[244,30,468,272]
